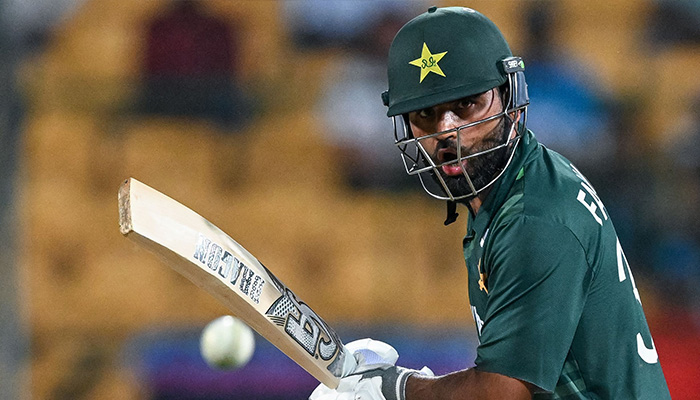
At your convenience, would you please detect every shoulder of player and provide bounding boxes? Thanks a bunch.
[524,146,591,202]
[488,213,583,252]
[484,154,611,273]
[496,146,606,232]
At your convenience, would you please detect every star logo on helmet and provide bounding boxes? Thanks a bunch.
[409,43,448,83]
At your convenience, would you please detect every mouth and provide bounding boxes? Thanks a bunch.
[437,148,467,177]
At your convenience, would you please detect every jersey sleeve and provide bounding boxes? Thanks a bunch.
[474,216,594,391]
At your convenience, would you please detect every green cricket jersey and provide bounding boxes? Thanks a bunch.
[464,130,670,399]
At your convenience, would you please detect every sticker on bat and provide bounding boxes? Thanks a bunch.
[193,234,265,304]
[265,278,344,374]
[266,289,340,361]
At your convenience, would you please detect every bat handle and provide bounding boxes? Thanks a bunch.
[340,345,359,377]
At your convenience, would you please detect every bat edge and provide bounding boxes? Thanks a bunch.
[118,178,133,235]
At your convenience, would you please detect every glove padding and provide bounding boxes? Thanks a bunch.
[344,338,399,374]
[310,366,433,400]
[310,338,433,400]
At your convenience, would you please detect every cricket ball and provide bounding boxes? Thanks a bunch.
[200,315,255,370]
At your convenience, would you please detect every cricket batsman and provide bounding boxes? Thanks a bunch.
[310,6,671,399]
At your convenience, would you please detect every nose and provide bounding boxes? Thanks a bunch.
[435,110,462,139]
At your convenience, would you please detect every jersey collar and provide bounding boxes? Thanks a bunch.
[466,130,539,241]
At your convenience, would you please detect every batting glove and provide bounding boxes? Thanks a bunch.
[310,338,433,400]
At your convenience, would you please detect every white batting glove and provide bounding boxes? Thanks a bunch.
[310,366,434,400]
[310,374,363,400]
[310,338,433,400]
[344,338,399,374]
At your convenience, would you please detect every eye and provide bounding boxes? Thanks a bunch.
[456,99,474,109]
[417,108,434,119]
[418,108,433,118]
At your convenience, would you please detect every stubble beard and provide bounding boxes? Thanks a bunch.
[430,116,512,199]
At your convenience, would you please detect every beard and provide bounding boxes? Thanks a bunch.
[429,116,512,199]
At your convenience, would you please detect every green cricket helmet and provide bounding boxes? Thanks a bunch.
[382,6,529,210]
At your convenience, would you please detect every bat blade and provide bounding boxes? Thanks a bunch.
[118,178,349,388]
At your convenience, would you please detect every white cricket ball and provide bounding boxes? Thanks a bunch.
[200,315,255,370]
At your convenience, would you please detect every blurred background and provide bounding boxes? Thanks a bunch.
[1,0,699,398]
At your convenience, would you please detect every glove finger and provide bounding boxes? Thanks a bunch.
[309,384,334,400]
[337,374,363,391]
[309,375,364,400]
[354,376,387,400]
[311,393,351,400]
[346,339,399,365]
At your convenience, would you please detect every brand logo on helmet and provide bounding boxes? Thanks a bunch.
[505,59,525,70]
[409,43,448,83]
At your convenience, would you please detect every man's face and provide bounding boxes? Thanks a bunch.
[407,88,512,198]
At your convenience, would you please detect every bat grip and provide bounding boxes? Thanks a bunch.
[340,345,359,377]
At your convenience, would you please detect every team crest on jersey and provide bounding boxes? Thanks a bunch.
[409,43,448,83]
[477,258,488,294]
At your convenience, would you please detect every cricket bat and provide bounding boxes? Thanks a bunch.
[118,178,354,388]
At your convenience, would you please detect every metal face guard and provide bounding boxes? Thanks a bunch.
[391,73,528,201]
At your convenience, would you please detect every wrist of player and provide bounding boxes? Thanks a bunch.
[358,366,425,400]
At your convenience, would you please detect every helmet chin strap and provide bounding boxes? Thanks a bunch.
[444,200,460,226]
